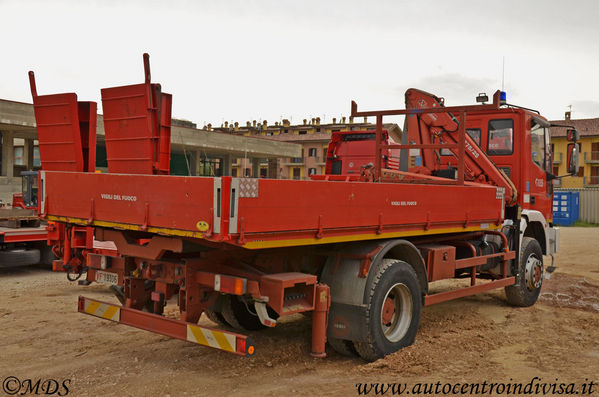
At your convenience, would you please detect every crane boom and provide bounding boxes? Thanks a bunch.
[404,88,517,205]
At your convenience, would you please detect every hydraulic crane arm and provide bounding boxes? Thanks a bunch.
[405,88,517,205]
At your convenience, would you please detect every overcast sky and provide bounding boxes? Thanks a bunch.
[2,0,598,127]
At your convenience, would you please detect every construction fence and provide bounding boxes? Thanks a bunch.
[555,188,599,224]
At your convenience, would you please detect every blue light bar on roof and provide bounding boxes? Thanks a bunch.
[500,91,507,104]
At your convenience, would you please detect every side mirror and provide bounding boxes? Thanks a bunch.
[567,143,580,175]
[567,128,580,142]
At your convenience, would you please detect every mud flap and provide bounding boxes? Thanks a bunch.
[327,302,368,342]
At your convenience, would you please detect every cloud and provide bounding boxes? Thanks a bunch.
[397,73,498,106]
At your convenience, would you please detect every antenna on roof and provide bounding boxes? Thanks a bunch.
[501,56,505,91]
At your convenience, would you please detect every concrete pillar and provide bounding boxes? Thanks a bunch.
[251,158,260,178]
[221,154,231,176]
[191,150,200,176]
[1,131,14,177]
[268,158,278,179]
[24,138,34,170]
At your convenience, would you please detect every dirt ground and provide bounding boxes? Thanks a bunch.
[1,227,598,396]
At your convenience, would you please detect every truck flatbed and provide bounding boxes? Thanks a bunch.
[40,171,505,249]
[0,225,48,243]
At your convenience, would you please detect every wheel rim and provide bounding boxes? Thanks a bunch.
[524,254,543,290]
[380,283,412,342]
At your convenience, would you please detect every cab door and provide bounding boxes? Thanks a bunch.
[527,117,553,219]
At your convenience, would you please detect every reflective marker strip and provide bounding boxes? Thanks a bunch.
[186,324,235,353]
[84,299,120,322]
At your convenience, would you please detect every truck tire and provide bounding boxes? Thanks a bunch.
[204,309,229,327]
[39,244,57,265]
[221,295,267,331]
[505,237,543,307]
[0,249,41,268]
[353,259,422,361]
[328,337,358,357]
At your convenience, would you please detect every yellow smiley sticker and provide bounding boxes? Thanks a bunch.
[196,221,210,232]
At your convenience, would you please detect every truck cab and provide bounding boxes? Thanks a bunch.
[12,171,39,210]
[429,101,560,256]
[436,109,553,220]
[324,130,400,175]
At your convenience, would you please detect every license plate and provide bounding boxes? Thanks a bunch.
[95,270,118,285]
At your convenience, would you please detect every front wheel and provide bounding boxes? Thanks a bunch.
[505,237,543,307]
[354,259,422,361]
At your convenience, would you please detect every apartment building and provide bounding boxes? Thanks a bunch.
[550,112,599,188]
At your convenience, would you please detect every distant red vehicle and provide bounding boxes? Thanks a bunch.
[0,172,52,268]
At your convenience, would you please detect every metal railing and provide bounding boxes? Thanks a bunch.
[584,176,599,186]
[584,151,599,163]
[555,187,599,224]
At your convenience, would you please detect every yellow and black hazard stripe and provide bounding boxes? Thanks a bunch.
[78,296,254,356]
[82,299,120,321]
[187,324,254,356]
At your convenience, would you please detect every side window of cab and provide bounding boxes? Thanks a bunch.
[488,119,514,155]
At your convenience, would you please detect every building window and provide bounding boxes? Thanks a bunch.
[14,147,24,166]
[578,166,585,178]
[232,168,238,177]
[308,168,316,175]
[284,129,289,134]
[299,130,307,135]
[323,147,328,160]
[316,128,321,132]
[244,168,251,177]
[260,168,267,178]
[593,142,599,161]
[292,168,301,180]
[33,146,41,167]
[308,148,317,157]
[590,166,599,185]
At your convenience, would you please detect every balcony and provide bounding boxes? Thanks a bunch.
[283,157,304,165]
[314,156,326,165]
[584,176,599,186]
[553,152,562,164]
[584,151,599,164]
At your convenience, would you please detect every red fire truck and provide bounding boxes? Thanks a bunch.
[29,54,579,361]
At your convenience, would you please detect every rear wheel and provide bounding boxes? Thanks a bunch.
[0,249,40,268]
[204,309,228,326]
[39,244,57,265]
[505,237,543,307]
[354,259,422,361]
[328,337,359,357]
[221,295,272,331]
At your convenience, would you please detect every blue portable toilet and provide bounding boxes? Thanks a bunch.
[553,191,580,226]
